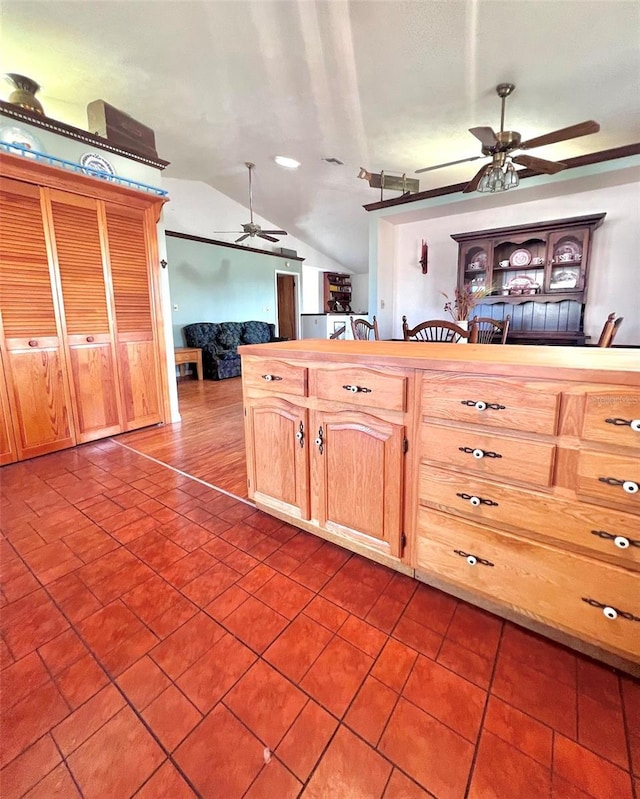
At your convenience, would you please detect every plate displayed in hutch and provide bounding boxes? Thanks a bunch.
[509,248,532,267]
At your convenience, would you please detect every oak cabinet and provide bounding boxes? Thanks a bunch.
[246,397,310,521]
[313,410,404,558]
[0,153,167,461]
[241,341,639,674]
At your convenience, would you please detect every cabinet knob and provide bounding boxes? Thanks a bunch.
[605,417,640,433]
[466,555,478,566]
[454,549,495,567]
[459,446,502,460]
[598,476,639,494]
[86,335,95,343]
[474,401,487,411]
[456,492,499,507]
[470,496,481,507]
[614,536,630,549]
[28,339,38,347]
[582,597,640,623]
[460,400,506,412]
[261,374,282,382]
[342,384,372,394]
[472,449,484,459]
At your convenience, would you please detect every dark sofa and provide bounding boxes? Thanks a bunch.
[183,321,282,380]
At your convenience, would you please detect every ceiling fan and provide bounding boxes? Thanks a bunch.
[216,162,288,244]
[415,84,600,193]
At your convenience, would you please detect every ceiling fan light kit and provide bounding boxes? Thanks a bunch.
[416,83,600,195]
[274,155,300,169]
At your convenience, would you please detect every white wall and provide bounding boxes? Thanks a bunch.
[372,166,640,345]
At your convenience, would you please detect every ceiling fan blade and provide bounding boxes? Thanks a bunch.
[415,155,483,174]
[258,233,279,243]
[462,164,489,194]
[261,230,287,236]
[469,126,498,148]
[519,120,600,150]
[235,234,250,243]
[512,154,567,174]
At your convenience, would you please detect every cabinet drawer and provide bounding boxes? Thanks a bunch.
[243,359,307,397]
[419,464,640,569]
[582,390,640,450]
[421,373,561,435]
[313,367,406,412]
[416,507,640,662]
[420,422,555,487]
[577,450,640,512]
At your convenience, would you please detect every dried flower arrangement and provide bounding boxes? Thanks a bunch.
[442,285,489,321]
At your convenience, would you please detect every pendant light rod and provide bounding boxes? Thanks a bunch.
[245,162,255,225]
[496,83,515,134]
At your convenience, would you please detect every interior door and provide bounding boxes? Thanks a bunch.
[48,190,123,442]
[104,203,162,430]
[277,273,297,340]
[0,177,75,459]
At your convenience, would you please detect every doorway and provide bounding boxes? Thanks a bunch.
[276,272,298,340]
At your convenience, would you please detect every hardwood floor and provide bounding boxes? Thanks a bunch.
[117,377,249,500]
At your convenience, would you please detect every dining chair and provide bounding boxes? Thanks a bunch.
[350,315,379,340]
[329,324,346,340]
[402,316,470,343]
[469,315,511,344]
[597,313,623,347]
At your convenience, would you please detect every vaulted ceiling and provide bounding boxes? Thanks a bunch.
[1,1,638,273]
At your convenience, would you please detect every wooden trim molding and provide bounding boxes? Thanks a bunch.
[0,101,170,169]
[363,143,640,212]
[165,230,305,261]
[0,152,167,214]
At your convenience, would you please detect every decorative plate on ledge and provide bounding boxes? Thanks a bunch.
[509,248,532,267]
[0,124,43,157]
[80,152,116,178]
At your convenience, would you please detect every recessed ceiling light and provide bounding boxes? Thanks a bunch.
[274,155,301,169]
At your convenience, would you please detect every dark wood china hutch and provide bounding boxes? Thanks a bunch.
[452,213,606,345]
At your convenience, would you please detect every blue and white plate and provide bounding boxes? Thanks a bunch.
[80,152,116,178]
[0,125,44,158]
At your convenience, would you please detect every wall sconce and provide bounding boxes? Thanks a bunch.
[419,240,428,274]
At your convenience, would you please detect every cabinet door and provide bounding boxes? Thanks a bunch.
[0,344,17,465]
[246,397,310,520]
[0,178,75,459]
[315,410,404,557]
[104,204,161,430]
[48,191,123,442]
[546,227,590,292]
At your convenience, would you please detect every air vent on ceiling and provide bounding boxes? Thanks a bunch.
[323,157,344,165]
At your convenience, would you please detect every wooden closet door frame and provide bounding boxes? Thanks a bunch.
[0,314,18,465]
[42,188,125,441]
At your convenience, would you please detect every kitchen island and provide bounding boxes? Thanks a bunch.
[239,340,640,674]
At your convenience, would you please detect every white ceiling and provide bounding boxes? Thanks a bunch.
[1,1,639,273]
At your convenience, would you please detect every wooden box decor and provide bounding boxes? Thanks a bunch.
[87,99,157,158]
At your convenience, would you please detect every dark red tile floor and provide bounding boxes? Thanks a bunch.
[1,440,638,798]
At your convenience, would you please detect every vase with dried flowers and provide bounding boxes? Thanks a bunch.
[441,285,489,322]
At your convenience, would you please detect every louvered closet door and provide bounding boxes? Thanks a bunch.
[47,190,123,442]
[104,204,161,430]
[0,178,75,458]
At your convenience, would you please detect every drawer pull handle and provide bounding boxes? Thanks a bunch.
[590,530,639,549]
[454,549,494,567]
[261,374,283,382]
[342,384,372,394]
[459,447,502,460]
[315,426,324,455]
[605,417,640,433]
[461,400,506,411]
[295,421,304,448]
[582,597,640,623]
[28,339,38,347]
[456,492,499,507]
[86,335,95,343]
[598,477,639,494]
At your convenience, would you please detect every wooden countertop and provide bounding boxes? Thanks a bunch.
[239,340,640,385]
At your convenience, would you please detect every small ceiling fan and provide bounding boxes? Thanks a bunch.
[415,84,600,193]
[216,162,288,244]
